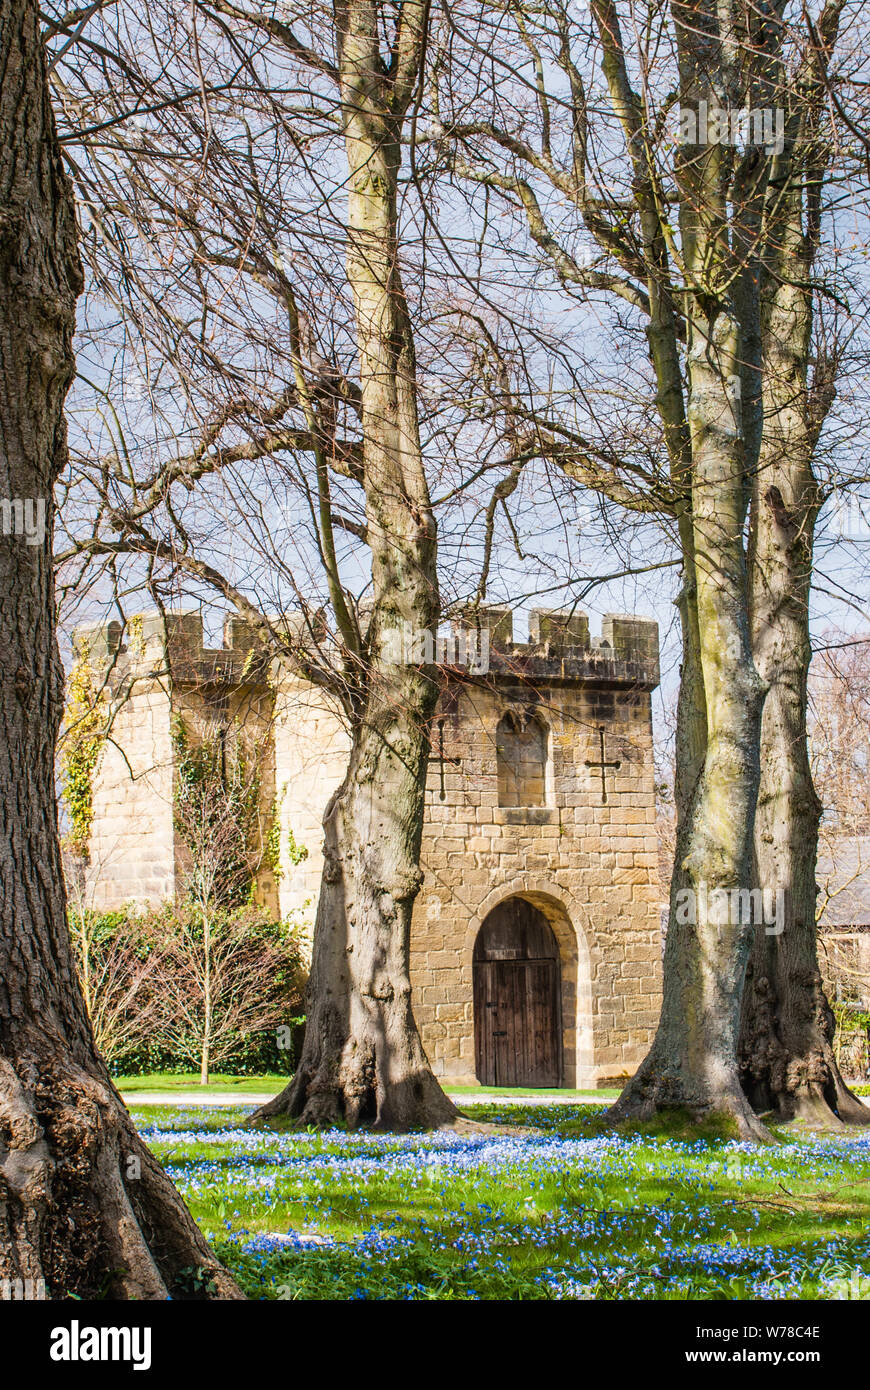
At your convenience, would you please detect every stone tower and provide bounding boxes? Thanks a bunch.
[74,605,662,1089]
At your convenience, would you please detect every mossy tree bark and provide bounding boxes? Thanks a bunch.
[610,314,767,1138]
[435,0,852,1136]
[606,0,767,1139]
[604,0,851,1139]
[740,466,863,1123]
[0,0,243,1298]
[252,0,456,1129]
[738,5,867,1124]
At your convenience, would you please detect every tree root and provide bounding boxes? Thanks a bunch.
[607,1056,773,1144]
[251,1033,458,1132]
[0,1052,243,1300]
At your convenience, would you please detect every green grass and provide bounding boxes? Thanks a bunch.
[116,1072,290,1093]
[130,1099,870,1300]
[117,1073,620,1100]
[448,1085,620,1098]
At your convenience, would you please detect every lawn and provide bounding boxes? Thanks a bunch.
[116,1072,291,1093]
[446,1085,621,1098]
[116,1073,621,1101]
[131,1100,870,1300]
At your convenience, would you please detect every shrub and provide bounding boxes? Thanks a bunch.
[68,902,305,1077]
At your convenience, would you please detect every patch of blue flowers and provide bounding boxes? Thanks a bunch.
[131,1103,870,1300]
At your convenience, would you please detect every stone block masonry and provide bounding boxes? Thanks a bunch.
[76,605,663,1089]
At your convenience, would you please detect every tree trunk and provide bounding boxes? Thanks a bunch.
[0,0,242,1299]
[610,5,768,1138]
[257,708,456,1129]
[253,0,456,1130]
[738,105,867,1122]
[740,495,866,1125]
[611,310,768,1141]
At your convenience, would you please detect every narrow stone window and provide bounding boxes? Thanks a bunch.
[496,710,547,807]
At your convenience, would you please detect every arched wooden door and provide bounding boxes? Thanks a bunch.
[473,898,563,1087]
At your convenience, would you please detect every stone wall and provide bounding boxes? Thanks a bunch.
[75,605,663,1088]
[85,677,176,910]
[78,613,278,913]
[171,679,280,915]
[273,673,351,944]
[413,666,661,1088]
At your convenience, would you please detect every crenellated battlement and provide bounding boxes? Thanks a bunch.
[73,611,274,689]
[449,605,660,689]
[74,603,660,693]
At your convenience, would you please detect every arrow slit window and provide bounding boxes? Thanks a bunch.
[496,710,548,808]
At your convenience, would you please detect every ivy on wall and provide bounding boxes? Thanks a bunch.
[128,613,145,656]
[287,827,309,867]
[61,648,106,857]
[264,799,283,882]
[833,1001,870,1078]
[261,792,307,884]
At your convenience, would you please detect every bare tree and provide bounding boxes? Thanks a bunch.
[432,0,767,1134]
[736,19,870,1123]
[172,711,273,1083]
[431,0,870,1134]
[49,0,461,1128]
[0,0,241,1299]
[810,634,870,844]
[66,901,165,1069]
[151,905,301,1080]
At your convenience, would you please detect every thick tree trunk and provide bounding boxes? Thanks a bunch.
[253,1,455,1129]
[738,127,866,1123]
[740,496,865,1125]
[257,698,456,1129]
[0,1,242,1299]
[611,311,768,1141]
[610,5,767,1137]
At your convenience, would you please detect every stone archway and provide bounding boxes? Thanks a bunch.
[464,880,594,1087]
[473,897,563,1087]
